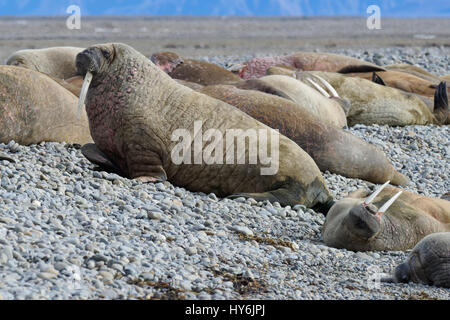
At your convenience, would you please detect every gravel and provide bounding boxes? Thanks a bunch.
[0,47,449,300]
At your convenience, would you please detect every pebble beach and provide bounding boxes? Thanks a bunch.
[0,17,449,300]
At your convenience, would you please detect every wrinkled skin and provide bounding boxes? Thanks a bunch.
[151,51,241,86]
[387,233,450,288]
[6,47,84,80]
[198,85,408,186]
[267,68,436,127]
[0,66,92,145]
[238,52,385,80]
[76,43,334,210]
[235,75,348,128]
[323,186,450,251]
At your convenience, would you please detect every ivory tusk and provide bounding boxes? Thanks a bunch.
[307,78,330,98]
[364,181,390,205]
[313,74,340,98]
[77,71,93,120]
[377,191,402,214]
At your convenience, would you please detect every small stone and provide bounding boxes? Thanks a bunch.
[148,211,162,220]
[231,225,253,237]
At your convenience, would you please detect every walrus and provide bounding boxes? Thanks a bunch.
[150,51,242,86]
[345,70,448,98]
[6,47,84,80]
[197,84,408,186]
[237,52,385,80]
[267,68,443,126]
[0,65,92,145]
[322,182,450,251]
[75,43,334,210]
[235,75,349,128]
[384,64,442,83]
[442,75,450,82]
[382,232,450,288]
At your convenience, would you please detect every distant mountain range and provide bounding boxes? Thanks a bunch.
[1,0,449,17]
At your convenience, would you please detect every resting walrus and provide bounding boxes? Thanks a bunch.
[267,67,447,126]
[197,84,408,186]
[384,64,443,83]
[237,52,385,80]
[382,232,450,288]
[0,65,92,145]
[236,75,349,128]
[322,182,450,251]
[75,43,334,210]
[6,47,84,80]
[151,51,241,86]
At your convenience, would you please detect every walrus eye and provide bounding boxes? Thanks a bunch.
[101,49,111,59]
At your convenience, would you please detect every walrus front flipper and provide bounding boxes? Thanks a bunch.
[338,65,386,74]
[81,143,124,175]
[433,81,449,124]
[372,72,386,86]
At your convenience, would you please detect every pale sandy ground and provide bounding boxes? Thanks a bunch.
[0,17,449,61]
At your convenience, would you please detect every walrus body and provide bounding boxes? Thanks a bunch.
[0,66,92,145]
[198,85,408,186]
[384,64,443,83]
[238,52,385,80]
[6,47,84,80]
[323,185,450,251]
[151,51,241,86]
[76,43,333,210]
[386,232,450,288]
[236,75,348,128]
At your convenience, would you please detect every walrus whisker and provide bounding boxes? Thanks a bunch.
[307,79,330,98]
[378,191,402,214]
[78,71,93,120]
[364,181,390,205]
[313,74,340,98]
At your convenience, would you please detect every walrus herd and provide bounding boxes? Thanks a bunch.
[1,44,449,288]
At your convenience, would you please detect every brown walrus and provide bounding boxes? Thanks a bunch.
[383,232,450,288]
[75,43,334,210]
[6,47,84,80]
[267,68,443,126]
[0,65,92,145]
[322,182,450,251]
[237,52,385,80]
[150,51,241,86]
[384,64,442,83]
[235,75,349,128]
[197,84,408,186]
[345,70,448,98]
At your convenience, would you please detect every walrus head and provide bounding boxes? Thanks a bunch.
[323,181,403,251]
[150,52,184,74]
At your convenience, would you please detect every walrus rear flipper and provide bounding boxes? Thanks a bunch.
[433,81,449,124]
[372,72,386,86]
[81,143,124,175]
[338,65,386,74]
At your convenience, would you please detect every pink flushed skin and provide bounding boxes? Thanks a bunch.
[239,56,295,79]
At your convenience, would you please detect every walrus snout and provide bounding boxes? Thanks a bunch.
[76,49,101,76]
[344,204,381,240]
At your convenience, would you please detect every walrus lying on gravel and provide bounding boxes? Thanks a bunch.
[382,232,450,288]
[235,75,349,128]
[0,65,92,145]
[6,47,84,80]
[75,43,334,210]
[151,51,241,86]
[237,52,385,80]
[267,67,447,126]
[197,85,408,186]
[323,182,450,251]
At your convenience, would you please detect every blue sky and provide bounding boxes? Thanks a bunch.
[0,0,449,17]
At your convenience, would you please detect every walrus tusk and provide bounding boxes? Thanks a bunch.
[77,71,93,120]
[378,191,403,214]
[364,181,390,205]
[313,74,340,98]
[307,79,330,98]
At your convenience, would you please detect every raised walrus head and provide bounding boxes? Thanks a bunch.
[383,232,450,288]
[150,51,184,73]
